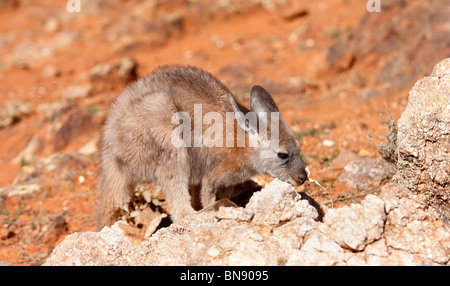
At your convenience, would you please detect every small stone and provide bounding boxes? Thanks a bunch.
[322,206,367,251]
[41,65,61,78]
[281,5,308,21]
[77,137,99,155]
[322,139,335,147]
[11,135,41,164]
[64,85,93,99]
[0,184,43,197]
[117,57,138,82]
[328,149,361,170]
[0,101,33,128]
[42,216,68,245]
[89,64,112,79]
[78,175,85,184]
[0,226,15,240]
[44,17,60,33]
[54,109,92,151]
[336,157,396,190]
[245,179,318,225]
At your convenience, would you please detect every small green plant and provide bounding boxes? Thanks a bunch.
[19,157,29,167]
[294,128,317,139]
[299,153,309,166]
[366,104,398,164]
[320,150,338,167]
[84,106,100,116]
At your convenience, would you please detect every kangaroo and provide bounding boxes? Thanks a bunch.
[97,65,308,230]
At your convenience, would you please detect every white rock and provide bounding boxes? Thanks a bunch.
[246,179,318,225]
[322,139,335,147]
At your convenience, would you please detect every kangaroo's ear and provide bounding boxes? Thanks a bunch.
[250,86,279,113]
[229,96,258,135]
[249,85,290,137]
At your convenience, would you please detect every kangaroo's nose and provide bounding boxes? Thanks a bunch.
[295,170,308,185]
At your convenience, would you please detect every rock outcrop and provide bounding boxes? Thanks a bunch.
[393,58,450,223]
[44,180,449,266]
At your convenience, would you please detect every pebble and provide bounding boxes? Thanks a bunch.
[322,139,335,147]
[78,175,85,184]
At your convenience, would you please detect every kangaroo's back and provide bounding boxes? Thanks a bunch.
[120,65,237,116]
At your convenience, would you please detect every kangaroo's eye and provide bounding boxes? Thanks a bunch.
[277,152,289,160]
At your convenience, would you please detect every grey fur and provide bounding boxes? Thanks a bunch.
[97,65,307,230]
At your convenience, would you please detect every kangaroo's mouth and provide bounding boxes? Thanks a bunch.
[285,177,302,187]
[283,173,309,186]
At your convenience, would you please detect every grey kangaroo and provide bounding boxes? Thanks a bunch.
[97,65,308,230]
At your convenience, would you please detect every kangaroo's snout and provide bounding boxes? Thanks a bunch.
[293,169,308,186]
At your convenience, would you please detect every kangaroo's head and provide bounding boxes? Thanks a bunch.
[230,85,308,186]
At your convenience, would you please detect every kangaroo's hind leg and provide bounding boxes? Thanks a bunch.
[157,146,197,223]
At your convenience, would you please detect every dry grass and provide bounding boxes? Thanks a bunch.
[366,104,398,164]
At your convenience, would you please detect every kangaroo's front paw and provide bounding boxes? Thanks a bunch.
[200,199,238,213]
